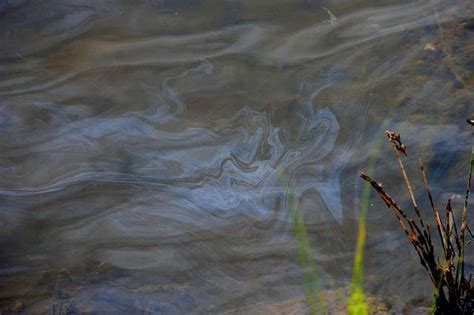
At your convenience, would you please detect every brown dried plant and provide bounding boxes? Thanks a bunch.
[360,123,474,314]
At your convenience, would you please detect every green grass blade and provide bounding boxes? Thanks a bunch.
[349,118,392,314]
[282,171,328,314]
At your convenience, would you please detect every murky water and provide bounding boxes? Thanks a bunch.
[0,0,473,313]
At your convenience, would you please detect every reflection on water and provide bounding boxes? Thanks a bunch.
[0,0,473,313]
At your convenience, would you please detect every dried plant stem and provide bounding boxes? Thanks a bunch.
[359,172,436,280]
[387,133,428,237]
[420,160,449,258]
[360,125,474,313]
[458,123,473,285]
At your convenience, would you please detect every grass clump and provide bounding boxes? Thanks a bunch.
[360,120,474,314]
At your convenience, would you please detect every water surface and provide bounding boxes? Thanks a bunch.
[0,0,473,313]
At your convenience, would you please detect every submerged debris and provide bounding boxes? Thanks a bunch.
[323,7,337,26]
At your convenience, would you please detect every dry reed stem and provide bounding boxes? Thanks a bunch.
[360,126,474,313]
